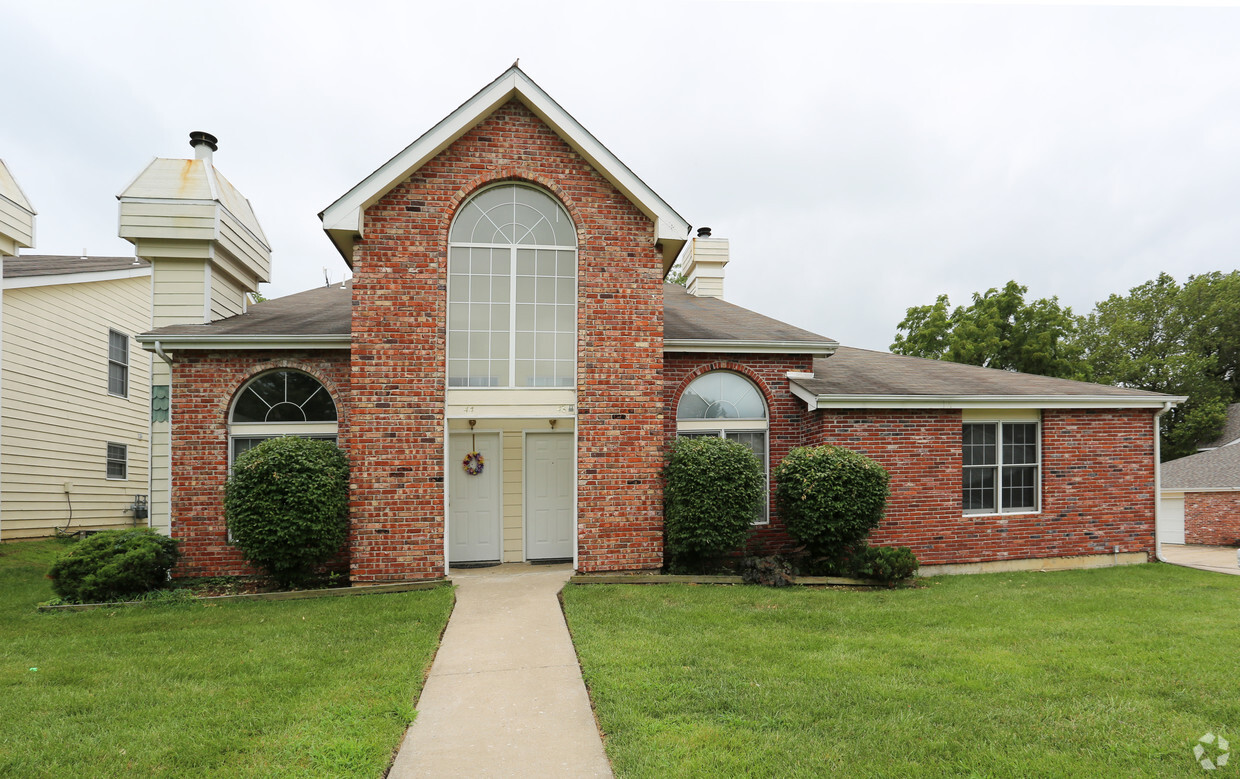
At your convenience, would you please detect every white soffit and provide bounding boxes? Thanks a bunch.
[319,66,691,269]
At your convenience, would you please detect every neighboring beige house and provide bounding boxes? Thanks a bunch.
[0,134,269,540]
[2,255,153,539]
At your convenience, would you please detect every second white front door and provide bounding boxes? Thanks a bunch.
[449,433,502,563]
[526,432,574,560]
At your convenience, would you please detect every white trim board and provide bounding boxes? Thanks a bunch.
[790,381,1186,411]
[4,265,151,289]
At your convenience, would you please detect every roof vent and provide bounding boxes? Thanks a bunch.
[189,131,218,162]
[697,227,712,238]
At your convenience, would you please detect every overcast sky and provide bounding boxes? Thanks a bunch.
[3,1,1237,350]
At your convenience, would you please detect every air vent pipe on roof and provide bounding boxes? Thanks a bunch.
[189,131,218,163]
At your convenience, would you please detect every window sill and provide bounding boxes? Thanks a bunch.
[962,510,1040,518]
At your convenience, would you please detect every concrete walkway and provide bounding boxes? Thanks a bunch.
[388,564,612,778]
[1161,544,1240,576]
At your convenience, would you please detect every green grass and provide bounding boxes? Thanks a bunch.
[0,540,453,777]
[563,565,1240,778]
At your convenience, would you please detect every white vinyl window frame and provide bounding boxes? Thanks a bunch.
[108,329,129,398]
[106,442,128,480]
[962,420,1042,516]
[227,371,339,474]
[675,372,771,525]
[447,183,578,389]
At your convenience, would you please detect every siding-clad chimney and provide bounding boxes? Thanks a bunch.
[684,226,728,299]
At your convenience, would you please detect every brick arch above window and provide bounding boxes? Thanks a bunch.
[441,169,587,247]
[671,362,777,421]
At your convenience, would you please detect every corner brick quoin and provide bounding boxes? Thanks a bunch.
[167,99,1161,580]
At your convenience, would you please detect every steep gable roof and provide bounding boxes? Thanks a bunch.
[320,67,691,271]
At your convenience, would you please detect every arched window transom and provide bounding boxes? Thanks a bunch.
[229,370,338,466]
[448,184,577,389]
[676,371,769,524]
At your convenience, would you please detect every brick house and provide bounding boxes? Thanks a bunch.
[136,67,1177,580]
[1159,408,1240,547]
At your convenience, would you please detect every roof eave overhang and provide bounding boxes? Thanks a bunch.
[136,334,351,351]
[4,264,151,289]
[319,67,691,270]
[1159,485,1240,494]
[792,388,1187,412]
[663,339,838,357]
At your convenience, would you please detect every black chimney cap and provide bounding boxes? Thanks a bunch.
[189,131,219,152]
[697,227,712,237]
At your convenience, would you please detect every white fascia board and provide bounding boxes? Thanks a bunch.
[663,339,838,356]
[319,67,690,266]
[136,334,350,351]
[802,393,1187,410]
[4,264,152,289]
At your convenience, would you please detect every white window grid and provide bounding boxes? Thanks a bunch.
[108,329,129,398]
[106,442,128,480]
[962,421,1041,515]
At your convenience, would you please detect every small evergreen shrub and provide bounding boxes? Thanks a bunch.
[852,545,920,584]
[47,529,179,603]
[773,445,890,558]
[741,555,794,587]
[225,437,349,588]
[664,436,765,572]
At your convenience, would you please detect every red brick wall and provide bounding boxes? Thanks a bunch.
[803,407,1157,565]
[1184,492,1240,545]
[350,99,665,578]
[169,351,350,578]
[663,354,814,554]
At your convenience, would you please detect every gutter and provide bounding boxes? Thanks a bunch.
[1154,400,1174,564]
[153,340,173,366]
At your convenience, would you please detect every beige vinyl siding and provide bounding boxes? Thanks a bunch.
[152,260,207,326]
[149,419,171,534]
[1,276,152,539]
[0,196,35,251]
[447,418,574,562]
[118,200,217,244]
[219,209,271,283]
[210,265,249,320]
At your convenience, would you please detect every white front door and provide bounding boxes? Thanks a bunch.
[449,433,502,563]
[526,432,574,560]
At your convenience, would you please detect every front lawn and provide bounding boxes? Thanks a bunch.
[0,540,453,777]
[563,564,1240,777]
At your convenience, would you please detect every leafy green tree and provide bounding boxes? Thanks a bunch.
[892,281,1083,379]
[1078,272,1233,460]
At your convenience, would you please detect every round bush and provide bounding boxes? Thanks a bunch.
[664,436,765,571]
[773,445,890,557]
[225,437,349,587]
[47,529,179,603]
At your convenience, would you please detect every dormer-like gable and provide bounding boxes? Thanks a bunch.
[320,66,690,272]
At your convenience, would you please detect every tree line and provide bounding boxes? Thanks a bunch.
[890,272,1240,461]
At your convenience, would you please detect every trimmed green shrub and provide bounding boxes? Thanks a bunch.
[853,545,919,584]
[664,436,765,572]
[47,529,179,603]
[225,437,349,588]
[773,445,890,558]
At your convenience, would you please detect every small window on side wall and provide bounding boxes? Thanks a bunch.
[108,330,129,397]
[962,421,1039,514]
[106,443,128,480]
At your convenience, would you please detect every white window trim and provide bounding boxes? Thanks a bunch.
[108,329,130,399]
[962,420,1042,517]
[106,442,128,480]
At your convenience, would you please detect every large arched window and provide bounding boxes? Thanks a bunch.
[228,370,338,465]
[676,371,769,523]
[447,183,577,388]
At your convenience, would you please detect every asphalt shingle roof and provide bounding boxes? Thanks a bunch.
[4,255,150,278]
[1198,403,1240,449]
[1162,444,1240,490]
[794,346,1171,399]
[662,283,834,346]
[148,281,351,337]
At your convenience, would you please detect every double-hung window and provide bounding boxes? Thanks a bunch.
[962,421,1039,514]
[108,330,129,397]
[106,443,128,480]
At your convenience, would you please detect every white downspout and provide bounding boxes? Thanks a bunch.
[1154,401,1174,563]
[153,340,173,366]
